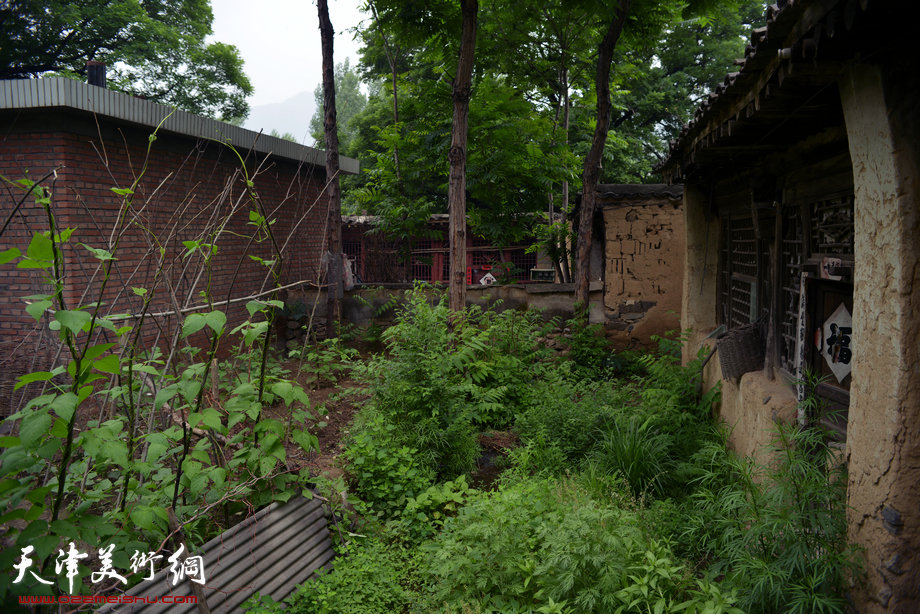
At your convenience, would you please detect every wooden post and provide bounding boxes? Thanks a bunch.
[764,204,783,379]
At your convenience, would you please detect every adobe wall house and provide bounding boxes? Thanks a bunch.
[660,0,920,610]
[0,78,358,416]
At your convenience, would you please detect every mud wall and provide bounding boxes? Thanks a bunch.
[839,61,920,612]
[603,201,684,348]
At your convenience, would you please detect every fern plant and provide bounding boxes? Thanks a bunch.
[685,375,863,613]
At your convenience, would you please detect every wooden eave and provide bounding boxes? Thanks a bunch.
[659,0,892,185]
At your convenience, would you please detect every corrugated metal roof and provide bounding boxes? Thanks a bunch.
[0,77,359,175]
[98,494,335,613]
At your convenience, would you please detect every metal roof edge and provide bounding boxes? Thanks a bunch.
[0,77,359,175]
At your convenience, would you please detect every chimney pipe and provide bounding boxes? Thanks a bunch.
[86,61,106,88]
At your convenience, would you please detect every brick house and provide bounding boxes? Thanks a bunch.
[660,0,920,610]
[341,214,552,285]
[0,77,358,415]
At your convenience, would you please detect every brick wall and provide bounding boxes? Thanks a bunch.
[0,110,330,415]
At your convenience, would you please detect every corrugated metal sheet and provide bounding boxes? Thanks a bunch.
[0,77,358,175]
[98,494,335,613]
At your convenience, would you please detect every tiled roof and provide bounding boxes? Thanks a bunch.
[596,184,683,201]
[660,0,889,183]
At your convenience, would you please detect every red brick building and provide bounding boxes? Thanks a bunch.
[0,78,358,415]
[342,214,550,286]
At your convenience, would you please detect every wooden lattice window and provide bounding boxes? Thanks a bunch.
[779,206,805,374]
[719,215,769,329]
[810,196,854,256]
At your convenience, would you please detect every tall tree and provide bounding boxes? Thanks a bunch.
[574,0,631,306]
[317,0,343,332]
[0,0,253,122]
[448,0,478,313]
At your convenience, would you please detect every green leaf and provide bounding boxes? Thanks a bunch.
[154,385,178,410]
[17,519,48,544]
[20,411,52,447]
[182,313,207,338]
[111,187,134,197]
[203,310,226,334]
[292,429,319,453]
[178,379,201,403]
[15,371,56,390]
[83,342,115,362]
[270,381,294,406]
[50,418,68,438]
[25,232,54,262]
[49,392,79,421]
[0,247,20,264]
[200,408,223,431]
[93,354,120,374]
[54,309,92,334]
[102,440,129,468]
[145,433,169,463]
[50,519,81,540]
[82,244,116,261]
[130,507,157,531]
[246,299,264,318]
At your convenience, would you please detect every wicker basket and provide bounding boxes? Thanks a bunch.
[717,320,765,381]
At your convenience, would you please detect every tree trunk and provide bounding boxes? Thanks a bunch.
[448,0,478,313]
[574,0,630,306]
[560,66,572,284]
[318,0,343,334]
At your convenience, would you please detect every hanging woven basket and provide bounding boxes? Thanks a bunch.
[717,318,765,381]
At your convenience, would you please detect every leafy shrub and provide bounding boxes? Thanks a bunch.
[513,377,630,469]
[416,478,732,614]
[343,411,434,519]
[399,474,476,542]
[686,413,863,613]
[289,337,358,389]
[562,312,612,379]
[245,536,417,614]
[355,286,548,480]
[0,163,322,602]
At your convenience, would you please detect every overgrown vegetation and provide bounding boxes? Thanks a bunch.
[247,289,862,614]
[0,148,320,603]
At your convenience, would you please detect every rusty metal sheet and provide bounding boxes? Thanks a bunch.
[98,494,335,613]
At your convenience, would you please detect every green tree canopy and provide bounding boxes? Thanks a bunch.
[309,58,368,154]
[0,0,253,122]
[343,0,764,251]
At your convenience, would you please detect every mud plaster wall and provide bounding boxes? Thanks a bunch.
[678,187,795,462]
[603,201,684,348]
[680,186,719,365]
[839,62,920,612]
[717,372,798,465]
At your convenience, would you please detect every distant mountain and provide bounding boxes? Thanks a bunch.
[243,91,318,146]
